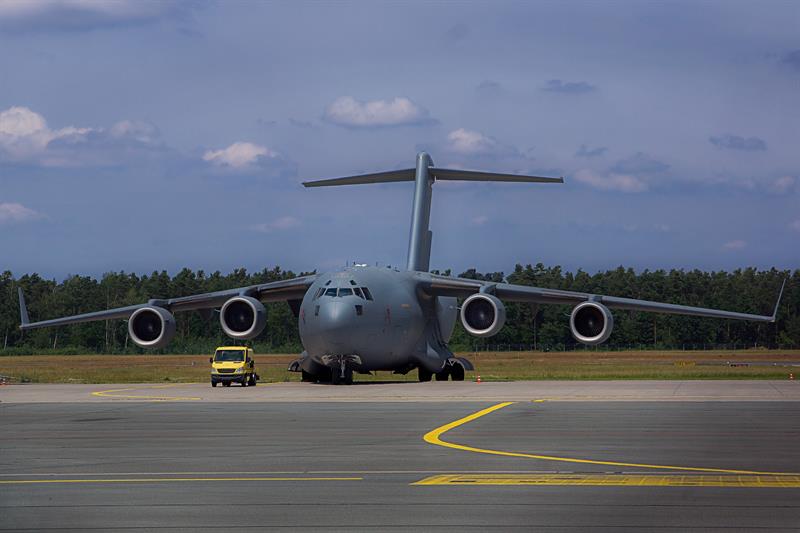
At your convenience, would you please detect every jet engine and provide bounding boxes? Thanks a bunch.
[220,296,267,340]
[128,306,176,349]
[570,301,614,345]
[460,293,506,337]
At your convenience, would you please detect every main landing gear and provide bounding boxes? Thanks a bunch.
[419,361,466,382]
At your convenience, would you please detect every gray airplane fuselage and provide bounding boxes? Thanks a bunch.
[298,266,457,373]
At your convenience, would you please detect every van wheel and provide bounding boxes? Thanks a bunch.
[222,381,231,387]
[249,374,257,386]
[241,377,247,387]
[211,381,217,387]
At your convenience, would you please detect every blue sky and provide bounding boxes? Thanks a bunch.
[1,0,798,279]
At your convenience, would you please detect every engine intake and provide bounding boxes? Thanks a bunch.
[220,296,267,340]
[128,306,176,349]
[460,293,506,337]
[570,301,614,345]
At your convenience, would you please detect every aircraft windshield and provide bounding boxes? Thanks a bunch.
[214,349,245,362]
[320,286,372,298]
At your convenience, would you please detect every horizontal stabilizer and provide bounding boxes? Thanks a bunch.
[303,169,414,187]
[303,166,563,188]
[430,167,563,184]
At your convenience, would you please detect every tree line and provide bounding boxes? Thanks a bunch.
[1,264,797,355]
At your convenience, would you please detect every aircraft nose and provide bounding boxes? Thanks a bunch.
[316,301,351,347]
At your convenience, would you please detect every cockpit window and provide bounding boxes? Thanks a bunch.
[354,287,364,299]
[361,287,373,301]
[313,287,325,300]
[339,288,353,297]
[325,288,337,297]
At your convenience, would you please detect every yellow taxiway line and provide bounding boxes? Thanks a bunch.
[0,477,362,485]
[423,401,799,476]
[413,473,800,488]
[91,383,201,401]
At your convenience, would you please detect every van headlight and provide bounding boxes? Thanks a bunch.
[235,366,244,373]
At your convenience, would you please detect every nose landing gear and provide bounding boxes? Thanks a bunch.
[321,354,361,385]
[331,363,353,385]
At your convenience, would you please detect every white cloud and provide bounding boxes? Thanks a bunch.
[723,240,747,250]
[202,142,277,169]
[767,176,796,194]
[0,0,191,32]
[0,106,164,167]
[0,106,93,161]
[0,0,156,18]
[0,202,43,224]
[109,120,158,143]
[790,220,800,233]
[446,128,501,156]
[251,216,300,233]
[323,96,431,127]
[574,169,648,193]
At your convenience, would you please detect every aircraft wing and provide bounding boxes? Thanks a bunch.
[420,273,784,323]
[18,274,318,331]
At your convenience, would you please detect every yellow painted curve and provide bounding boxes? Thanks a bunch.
[423,401,798,476]
[413,473,800,487]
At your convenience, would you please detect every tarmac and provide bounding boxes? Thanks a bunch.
[2,379,800,403]
[1,380,799,531]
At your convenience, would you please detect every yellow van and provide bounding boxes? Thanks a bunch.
[210,346,258,387]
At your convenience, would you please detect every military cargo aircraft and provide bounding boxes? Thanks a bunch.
[18,152,784,384]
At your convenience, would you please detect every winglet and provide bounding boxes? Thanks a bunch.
[18,287,29,327]
[771,278,787,322]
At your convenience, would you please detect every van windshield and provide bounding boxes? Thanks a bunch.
[214,349,245,362]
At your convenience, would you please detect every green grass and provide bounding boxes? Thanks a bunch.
[1,349,798,384]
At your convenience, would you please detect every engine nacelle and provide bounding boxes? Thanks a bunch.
[128,306,176,349]
[220,296,267,340]
[460,293,506,337]
[570,301,614,345]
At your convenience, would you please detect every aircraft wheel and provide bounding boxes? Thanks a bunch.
[418,367,432,382]
[301,370,317,383]
[331,367,353,385]
[450,364,465,381]
[435,368,450,381]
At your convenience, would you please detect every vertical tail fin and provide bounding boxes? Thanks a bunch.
[301,152,564,272]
